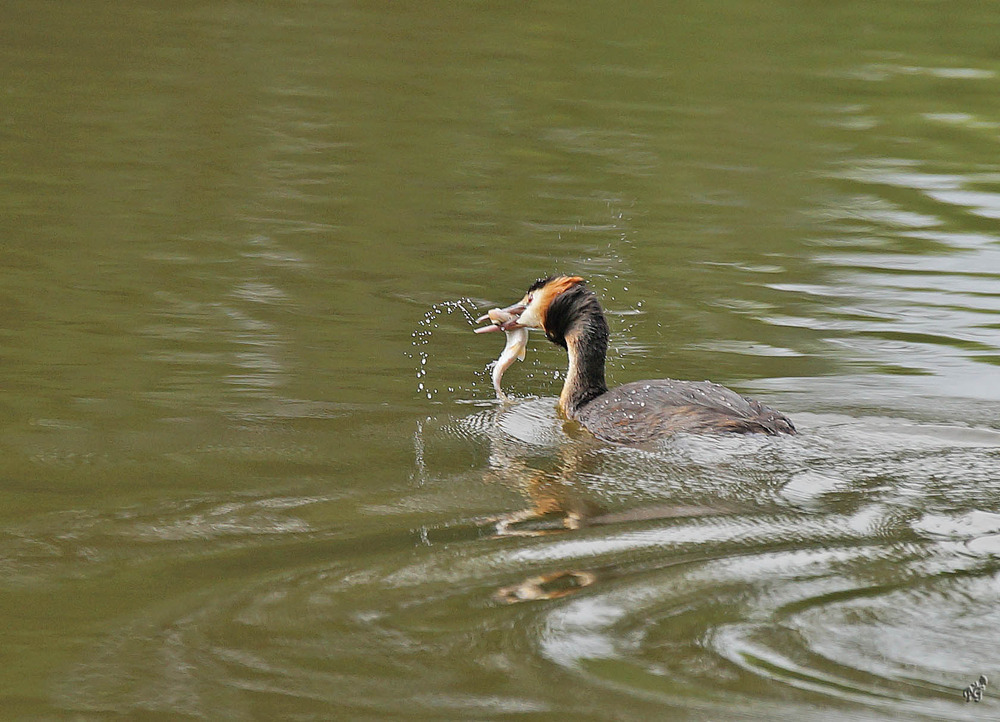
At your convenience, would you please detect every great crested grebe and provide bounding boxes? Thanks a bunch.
[476,275,795,444]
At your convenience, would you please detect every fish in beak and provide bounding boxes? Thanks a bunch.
[474,305,529,400]
[474,303,526,333]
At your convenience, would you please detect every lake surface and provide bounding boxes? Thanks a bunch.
[3,0,1000,719]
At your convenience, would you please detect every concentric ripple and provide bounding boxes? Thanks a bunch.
[42,406,1000,720]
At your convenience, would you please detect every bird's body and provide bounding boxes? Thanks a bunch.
[575,379,794,443]
[476,275,794,444]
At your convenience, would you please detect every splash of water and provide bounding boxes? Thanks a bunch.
[408,299,480,400]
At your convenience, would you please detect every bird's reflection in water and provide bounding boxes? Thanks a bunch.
[483,438,603,537]
[475,400,725,603]
[495,569,598,603]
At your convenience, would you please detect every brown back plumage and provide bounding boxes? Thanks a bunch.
[576,379,795,444]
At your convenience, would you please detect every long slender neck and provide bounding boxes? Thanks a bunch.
[559,309,609,418]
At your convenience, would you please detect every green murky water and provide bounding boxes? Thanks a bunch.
[3,1,1000,719]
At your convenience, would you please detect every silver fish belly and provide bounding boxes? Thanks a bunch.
[476,307,528,400]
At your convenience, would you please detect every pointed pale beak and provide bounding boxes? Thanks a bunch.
[474,303,526,333]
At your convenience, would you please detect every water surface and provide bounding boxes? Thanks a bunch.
[3,0,1000,719]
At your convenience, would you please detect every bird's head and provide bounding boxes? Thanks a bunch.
[474,276,586,340]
